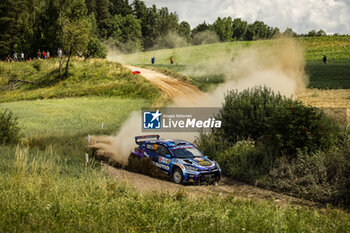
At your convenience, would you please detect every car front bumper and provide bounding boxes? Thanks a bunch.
[183,170,221,183]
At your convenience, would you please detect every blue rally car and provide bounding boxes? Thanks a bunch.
[131,135,221,184]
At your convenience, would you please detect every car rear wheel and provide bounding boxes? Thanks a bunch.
[172,168,183,184]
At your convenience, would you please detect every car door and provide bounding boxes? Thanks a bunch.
[155,144,172,173]
[144,143,158,161]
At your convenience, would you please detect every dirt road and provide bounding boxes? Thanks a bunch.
[126,65,203,106]
[103,163,316,207]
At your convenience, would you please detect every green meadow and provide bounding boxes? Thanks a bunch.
[121,36,350,90]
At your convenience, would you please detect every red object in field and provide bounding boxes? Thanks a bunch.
[132,69,141,74]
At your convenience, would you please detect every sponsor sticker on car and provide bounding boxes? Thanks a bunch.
[198,161,211,166]
[158,157,171,164]
[156,163,169,171]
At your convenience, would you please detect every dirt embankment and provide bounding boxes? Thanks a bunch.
[126,65,203,106]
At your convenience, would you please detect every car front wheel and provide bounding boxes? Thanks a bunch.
[172,168,183,184]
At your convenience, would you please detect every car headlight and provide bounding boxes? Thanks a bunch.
[184,165,199,172]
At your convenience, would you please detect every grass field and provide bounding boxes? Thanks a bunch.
[306,60,350,89]
[0,97,148,137]
[119,36,350,90]
[0,58,162,103]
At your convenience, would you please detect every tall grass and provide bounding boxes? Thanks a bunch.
[1,146,350,232]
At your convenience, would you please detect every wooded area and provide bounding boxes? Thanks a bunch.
[0,0,335,59]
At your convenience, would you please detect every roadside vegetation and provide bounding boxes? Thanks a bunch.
[0,59,162,103]
[0,109,20,145]
[196,87,350,207]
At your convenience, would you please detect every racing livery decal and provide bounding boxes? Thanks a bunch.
[133,135,221,184]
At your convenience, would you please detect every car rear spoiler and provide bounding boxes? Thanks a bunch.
[135,135,160,145]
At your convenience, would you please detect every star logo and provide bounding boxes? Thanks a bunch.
[150,109,161,122]
[143,110,162,129]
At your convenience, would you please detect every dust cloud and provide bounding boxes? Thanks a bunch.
[187,38,308,106]
[151,31,190,50]
[89,38,308,166]
[192,30,220,45]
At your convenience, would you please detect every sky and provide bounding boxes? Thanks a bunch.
[143,0,350,34]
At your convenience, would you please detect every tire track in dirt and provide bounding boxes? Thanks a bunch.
[126,65,203,106]
[103,163,317,207]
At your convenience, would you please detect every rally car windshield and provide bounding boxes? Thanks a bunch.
[172,147,203,158]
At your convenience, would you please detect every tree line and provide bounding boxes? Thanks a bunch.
[0,0,341,59]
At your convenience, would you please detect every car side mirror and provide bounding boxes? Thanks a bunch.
[165,154,171,158]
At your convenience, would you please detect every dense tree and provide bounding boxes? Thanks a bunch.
[58,0,92,74]
[0,0,340,59]
[212,17,233,41]
[232,18,248,41]
[283,27,297,37]
[110,0,132,16]
[158,7,179,34]
[132,1,156,48]
[85,0,97,15]
[317,29,327,36]
[178,21,191,42]
[307,29,317,37]
[116,14,142,52]
[192,21,210,35]
[0,0,32,57]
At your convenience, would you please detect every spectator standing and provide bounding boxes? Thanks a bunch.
[47,51,50,59]
[170,56,173,65]
[84,50,90,60]
[20,52,24,61]
[58,48,62,58]
[42,50,46,59]
[151,57,155,64]
[37,49,41,59]
[7,54,12,62]
[323,55,327,64]
[13,52,18,61]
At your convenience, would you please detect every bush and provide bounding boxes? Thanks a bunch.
[196,86,349,206]
[196,132,274,183]
[262,134,350,206]
[87,38,107,58]
[197,129,350,207]
[0,109,20,144]
[219,86,338,158]
[32,61,41,71]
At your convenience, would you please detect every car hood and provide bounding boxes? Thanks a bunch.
[178,157,216,168]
